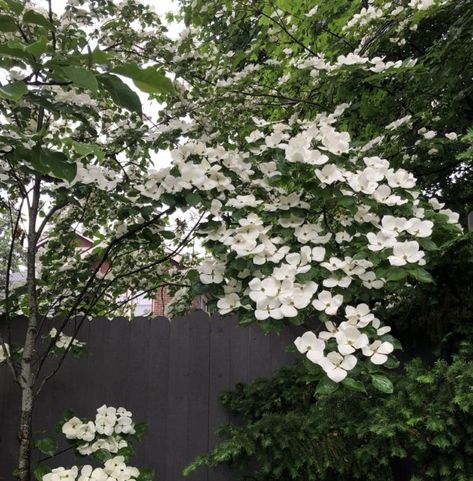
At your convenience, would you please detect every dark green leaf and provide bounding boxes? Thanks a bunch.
[384,356,400,369]
[0,14,18,32]
[93,448,114,462]
[117,445,135,461]
[380,334,403,351]
[98,74,142,114]
[371,374,394,394]
[160,230,175,240]
[68,140,104,160]
[342,377,366,393]
[2,0,24,15]
[26,37,48,57]
[33,463,51,481]
[419,238,439,251]
[185,192,202,206]
[386,268,407,282]
[136,468,154,481]
[132,422,148,441]
[23,10,55,30]
[29,147,77,182]
[0,81,27,101]
[315,376,339,396]
[113,63,175,94]
[33,436,58,457]
[0,42,32,62]
[61,66,98,93]
[409,268,434,284]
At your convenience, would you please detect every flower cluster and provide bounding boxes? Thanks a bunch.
[62,405,135,455]
[43,456,140,481]
[159,111,461,381]
[294,302,394,382]
[40,405,146,481]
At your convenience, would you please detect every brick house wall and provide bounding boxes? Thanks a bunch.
[151,288,207,316]
[38,233,207,316]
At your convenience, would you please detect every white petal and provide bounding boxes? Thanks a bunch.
[340,354,357,371]
[370,353,388,365]
[338,344,355,355]
[294,336,307,354]
[327,367,347,383]
[378,341,394,355]
[307,350,324,365]
[280,304,298,317]
[255,309,269,320]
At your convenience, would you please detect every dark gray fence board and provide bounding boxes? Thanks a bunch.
[0,313,297,481]
[187,311,210,481]
[145,316,170,481]
[249,325,272,380]
[165,314,191,481]
[229,321,250,386]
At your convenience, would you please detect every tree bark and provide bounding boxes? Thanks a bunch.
[16,177,41,481]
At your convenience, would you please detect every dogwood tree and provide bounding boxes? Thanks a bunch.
[0,1,194,479]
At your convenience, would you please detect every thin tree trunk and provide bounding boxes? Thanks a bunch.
[16,177,40,481]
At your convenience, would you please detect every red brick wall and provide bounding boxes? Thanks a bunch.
[151,288,206,316]
[152,287,172,316]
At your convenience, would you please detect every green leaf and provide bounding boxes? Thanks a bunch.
[25,36,48,57]
[68,140,104,160]
[29,147,77,182]
[161,230,175,240]
[380,334,403,351]
[61,66,98,93]
[23,10,55,30]
[409,267,434,284]
[132,422,148,441]
[33,436,58,457]
[0,42,32,62]
[0,14,18,32]
[117,445,135,461]
[90,47,111,65]
[33,463,51,481]
[384,356,400,369]
[342,377,366,393]
[98,74,142,114]
[2,0,24,15]
[0,81,28,101]
[93,448,114,463]
[386,268,407,282]
[113,63,175,94]
[315,376,339,396]
[136,468,154,481]
[185,192,202,206]
[419,238,439,251]
[187,269,199,283]
[371,374,394,394]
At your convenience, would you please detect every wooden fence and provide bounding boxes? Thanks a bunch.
[0,313,297,480]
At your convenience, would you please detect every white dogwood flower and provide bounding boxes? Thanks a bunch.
[312,290,343,315]
[362,340,394,364]
[217,293,241,315]
[294,331,325,362]
[388,241,425,266]
[62,417,84,440]
[336,325,369,355]
[43,467,79,481]
[199,260,226,284]
[318,352,357,382]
